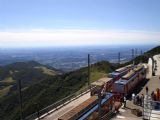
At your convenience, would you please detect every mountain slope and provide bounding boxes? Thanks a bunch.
[0,61,61,98]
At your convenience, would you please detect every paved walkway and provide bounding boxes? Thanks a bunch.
[112,55,160,120]
[153,55,160,76]
[42,92,90,120]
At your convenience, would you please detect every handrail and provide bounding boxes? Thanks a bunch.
[25,87,91,120]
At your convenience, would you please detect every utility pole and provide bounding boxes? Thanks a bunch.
[98,90,102,120]
[18,79,23,120]
[132,49,134,59]
[118,52,120,64]
[132,49,135,65]
[88,54,91,89]
[135,48,137,57]
[141,50,143,55]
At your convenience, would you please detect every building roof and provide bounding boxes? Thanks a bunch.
[91,77,112,86]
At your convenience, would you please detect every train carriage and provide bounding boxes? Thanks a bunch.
[112,64,146,95]
[109,64,134,82]
[90,78,113,95]
[78,93,114,120]
[58,93,114,120]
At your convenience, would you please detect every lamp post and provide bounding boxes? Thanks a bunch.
[98,90,102,120]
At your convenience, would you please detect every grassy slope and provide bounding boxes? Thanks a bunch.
[0,61,60,98]
[34,66,58,76]
[0,85,13,97]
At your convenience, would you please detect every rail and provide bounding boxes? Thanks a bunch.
[143,96,160,120]
[101,110,114,120]
[25,87,91,120]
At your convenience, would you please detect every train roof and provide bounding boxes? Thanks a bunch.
[78,93,113,120]
[91,77,112,86]
[115,66,127,72]
[116,73,138,85]
[133,65,144,72]
[125,64,133,68]
[109,72,121,76]
[122,70,135,79]
[115,64,133,72]
[142,64,148,69]
[115,79,128,85]
[58,96,98,120]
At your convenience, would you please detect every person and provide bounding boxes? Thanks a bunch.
[124,96,127,108]
[139,96,142,106]
[141,94,144,106]
[151,91,155,100]
[146,86,149,95]
[136,94,140,105]
[156,88,160,101]
[132,93,135,104]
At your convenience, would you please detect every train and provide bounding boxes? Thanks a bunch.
[112,64,146,95]
[90,77,113,96]
[58,64,147,120]
[58,93,115,120]
[90,64,134,96]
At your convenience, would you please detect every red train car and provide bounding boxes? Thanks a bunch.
[112,64,146,95]
[109,64,134,83]
[58,93,115,120]
[91,64,134,96]
[90,77,113,95]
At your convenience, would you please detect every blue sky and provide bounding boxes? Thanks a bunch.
[0,0,160,47]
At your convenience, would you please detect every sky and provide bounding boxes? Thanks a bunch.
[0,0,160,47]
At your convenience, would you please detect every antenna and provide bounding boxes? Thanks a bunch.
[135,48,137,57]
[132,49,135,65]
[98,90,102,119]
[132,49,134,59]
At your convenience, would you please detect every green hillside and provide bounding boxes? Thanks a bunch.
[0,61,60,98]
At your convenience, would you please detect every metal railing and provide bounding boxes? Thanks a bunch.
[25,87,91,120]
[143,95,160,120]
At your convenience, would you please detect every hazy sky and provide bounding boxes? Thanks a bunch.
[0,0,160,47]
